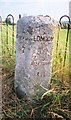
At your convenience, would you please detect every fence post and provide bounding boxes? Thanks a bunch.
[6,20,8,45]
[19,14,21,19]
[6,14,14,53]
[0,16,2,119]
[59,15,70,67]
[0,16,2,43]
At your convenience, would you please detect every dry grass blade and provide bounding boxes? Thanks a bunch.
[48,112,64,119]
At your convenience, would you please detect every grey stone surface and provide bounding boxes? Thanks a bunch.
[15,15,54,101]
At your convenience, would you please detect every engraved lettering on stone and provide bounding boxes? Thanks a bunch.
[15,16,54,101]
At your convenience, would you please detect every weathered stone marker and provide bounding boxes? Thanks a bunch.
[15,15,54,101]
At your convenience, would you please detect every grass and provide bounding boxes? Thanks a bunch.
[52,27,70,80]
[1,24,16,75]
[1,24,71,119]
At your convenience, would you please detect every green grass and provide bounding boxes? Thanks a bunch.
[52,27,70,78]
[53,28,69,62]
[69,29,71,64]
[1,24,16,48]
[1,24,16,74]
